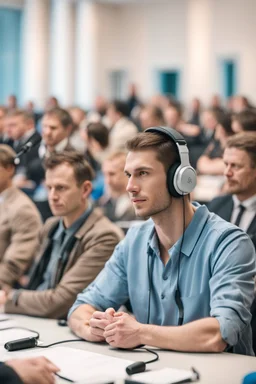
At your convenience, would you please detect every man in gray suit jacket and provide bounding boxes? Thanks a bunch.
[0,145,42,288]
[0,151,123,318]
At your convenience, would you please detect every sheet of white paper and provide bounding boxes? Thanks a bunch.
[0,314,11,321]
[127,367,196,384]
[0,320,18,330]
[0,328,39,345]
[1,346,133,383]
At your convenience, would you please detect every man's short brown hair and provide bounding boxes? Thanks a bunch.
[232,110,256,132]
[126,131,179,172]
[44,151,95,185]
[6,108,34,122]
[226,132,256,168]
[44,108,73,129]
[0,144,16,168]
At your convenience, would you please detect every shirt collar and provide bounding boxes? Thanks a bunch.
[54,204,93,241]
[147,202,209,259]
[232,194,256,210]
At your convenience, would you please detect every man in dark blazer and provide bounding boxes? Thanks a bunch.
[0,357,59,384]
[207,132,256,354]
[5,109,41,187]
[207,132,256,247]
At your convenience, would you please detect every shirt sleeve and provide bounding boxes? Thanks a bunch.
[68,238,129,318]
[210,228,256,347]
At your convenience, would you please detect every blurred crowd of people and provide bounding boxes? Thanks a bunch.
[1,85,256,383]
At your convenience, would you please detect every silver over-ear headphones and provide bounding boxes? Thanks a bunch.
[145,126,197,198]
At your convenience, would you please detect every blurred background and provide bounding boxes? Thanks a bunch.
[0,0,256,110]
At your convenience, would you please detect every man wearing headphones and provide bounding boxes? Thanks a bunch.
[68,127,255,355]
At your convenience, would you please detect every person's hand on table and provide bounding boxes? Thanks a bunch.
[86,307,116,342]
[104,311,142,349]
[6,356,59,384]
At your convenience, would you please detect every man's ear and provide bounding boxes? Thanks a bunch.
[82,180,93,198]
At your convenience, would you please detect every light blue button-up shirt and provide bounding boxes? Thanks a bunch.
[68,203,256,355]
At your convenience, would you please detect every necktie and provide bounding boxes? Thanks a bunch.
[234,204,246,227]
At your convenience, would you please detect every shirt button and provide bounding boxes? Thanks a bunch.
[163,275,168,281]
[161,293,165,300]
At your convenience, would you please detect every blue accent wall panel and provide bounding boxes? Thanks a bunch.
[0,8,22,104]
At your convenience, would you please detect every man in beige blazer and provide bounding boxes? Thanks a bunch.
[0,145,42,288]
[0,151,123,319]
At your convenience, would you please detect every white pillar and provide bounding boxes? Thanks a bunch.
[49,0,75,107]
[186,0,214,104]
[21,0,50,109]
[75,0,99,109]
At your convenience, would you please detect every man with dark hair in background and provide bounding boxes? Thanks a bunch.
[0,145,42,288]
[232,109,256,133]
[139,105,165,131]
[27,107,74,188]
[0,151,123,318]
[4,109,41,189]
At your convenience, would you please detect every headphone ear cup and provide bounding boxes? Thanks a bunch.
[167,163,182,198]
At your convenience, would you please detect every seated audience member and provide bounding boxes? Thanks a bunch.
[68,128,255,355]
[197,111,228,175]
[214,113,234,149]
[68,106,87,153]
[0,145,42,288]
[84,122,110,201]
[139,105,165,131]
[0,106,13,146]
[87,95,110,128]
[27,107,74,188]
[127,83,141,116]
[208,132,256,247]
[200,107,222,141]
[209,94,224,111]
[5,109,41,188]
[7,94,18,111]
[0,357,58,384]
[231,95,252,114]
[164,103,202,146]
[107,100,138,150]
[84,122,109,165]
[187,97,201,126]
[0,151,123,318]
[100,151,136,223]
[232,109,256,133]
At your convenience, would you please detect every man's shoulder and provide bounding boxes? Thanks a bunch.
[207,194,233,210]
[202,203,251,242]
[4,187,40,215]
[125,218,154,239]
[88,208,124,236]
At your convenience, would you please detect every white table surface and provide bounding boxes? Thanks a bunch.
[1,314,255,384]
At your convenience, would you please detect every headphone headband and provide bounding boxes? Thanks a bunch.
[145,126,187,144]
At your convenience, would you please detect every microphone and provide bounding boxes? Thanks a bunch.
[14,133,41,165]
[4,336,38,351]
